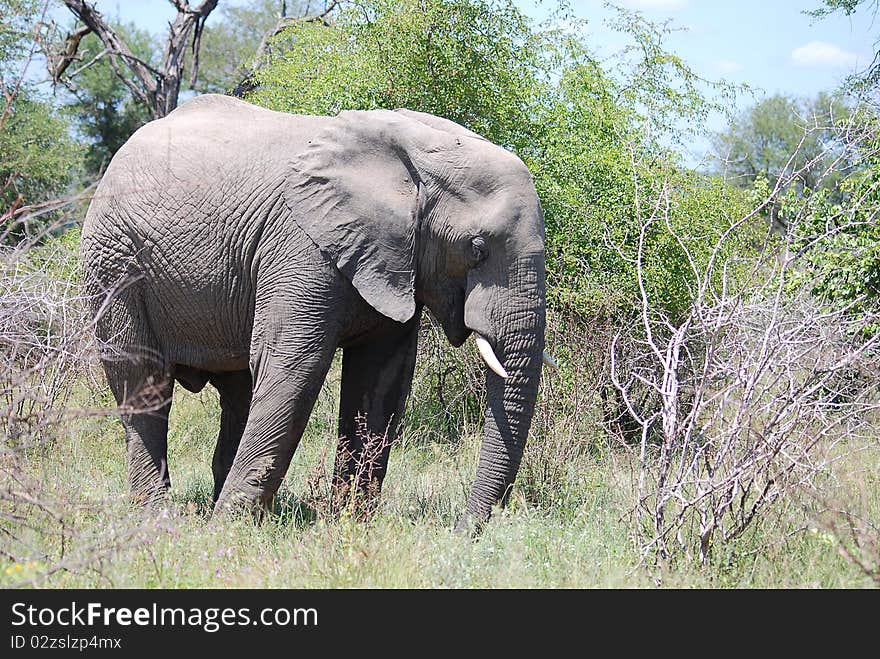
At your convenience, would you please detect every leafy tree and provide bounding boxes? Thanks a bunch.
[712,93,849,192]
[711,93,854,232]
[774,4,880,321]
[534,59,756,319]
[251,0,546,148]
[785,104,880,324]
[1,0,82,239]
[1,93,82,215]
[191,0,308,94]
[792,173,880,324]
[62,25,155,175]
[0,0,40,74]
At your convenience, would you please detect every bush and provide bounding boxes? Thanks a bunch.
[1,0,83,242]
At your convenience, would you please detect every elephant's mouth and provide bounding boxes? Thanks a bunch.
[428,285,470,347]
[444,322,471,347]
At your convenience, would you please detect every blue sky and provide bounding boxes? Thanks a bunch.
[52,0,878,158]
[544,1,876,97]
[81,0,877,101]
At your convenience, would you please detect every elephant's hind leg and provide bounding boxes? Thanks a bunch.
[96,289,174,507]
[214,339,336,515]
[214,256,343,515]
[208,370,252,502]
[334,317,420,511]
[113,375,174,507]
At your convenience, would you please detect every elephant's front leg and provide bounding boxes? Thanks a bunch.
[214,341,335,514]
[334,316,420,512]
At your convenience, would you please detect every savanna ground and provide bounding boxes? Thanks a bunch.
[5,330,879,589]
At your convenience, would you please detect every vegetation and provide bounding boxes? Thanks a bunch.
[189,0,308,94]
[61,25,155,175]
[711,93,850,193]
[3,364,878,588]
[1,0,82,237]
[1,0,879,587]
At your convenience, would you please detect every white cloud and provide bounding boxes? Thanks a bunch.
[620,0,689,10]
[791,41,860,68]
[712,59,744,75]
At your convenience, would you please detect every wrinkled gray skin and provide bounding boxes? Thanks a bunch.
[81,94,546,530]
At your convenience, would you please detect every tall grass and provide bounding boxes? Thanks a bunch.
[3,372,878,588]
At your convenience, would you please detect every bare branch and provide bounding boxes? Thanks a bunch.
[61,1,158,93]
[52,0,220,118]
[609,101,880,565]
[40,23,91,84]
[231,0,340,98]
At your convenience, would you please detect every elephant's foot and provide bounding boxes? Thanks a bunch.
[212,480,275,522]
[453,510,487,538]
[129,491,171,509]
[127,448,172,511]
[127,478,171,513]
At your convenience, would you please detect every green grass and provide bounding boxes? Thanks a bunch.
[2,369,878,589]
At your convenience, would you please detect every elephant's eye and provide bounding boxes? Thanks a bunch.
[470,236,488,264]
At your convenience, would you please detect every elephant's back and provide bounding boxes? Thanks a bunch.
[119,94,327,175]
[85,95,325,247]
[95,95,325,211]
[80,96,330,368]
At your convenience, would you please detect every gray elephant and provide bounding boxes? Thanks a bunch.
[81,94,548,530]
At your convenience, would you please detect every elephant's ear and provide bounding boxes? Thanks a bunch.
[284,110,428,323]
[394,109,489,144]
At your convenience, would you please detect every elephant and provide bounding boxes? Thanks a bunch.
[81,94,549,531]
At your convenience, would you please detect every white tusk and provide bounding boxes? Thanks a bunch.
[543,351,558,369]
[475,334,508,379]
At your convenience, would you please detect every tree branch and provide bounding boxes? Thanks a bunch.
[53,0,219,118]
[231,0,339,98]
[61,1,159,96]
[41,24,91,84]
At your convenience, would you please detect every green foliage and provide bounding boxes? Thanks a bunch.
[1,1,82,236]
[0,92,82,213]
[712,93,849,193]
[0,0,39,79]
[806,0,871,16]
[25,224,83,283]
[63,26,155,175]
[790,134,880,324]
[607,6,740,141]
[251,0,756,322]
[532,58,757,319]
[250,0,546,146]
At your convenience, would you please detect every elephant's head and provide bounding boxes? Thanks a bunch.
[285,108,547,529]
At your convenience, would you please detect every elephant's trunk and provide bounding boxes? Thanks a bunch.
[459,255,545,531]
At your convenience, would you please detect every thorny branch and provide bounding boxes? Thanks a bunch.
[609,105,880,565]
